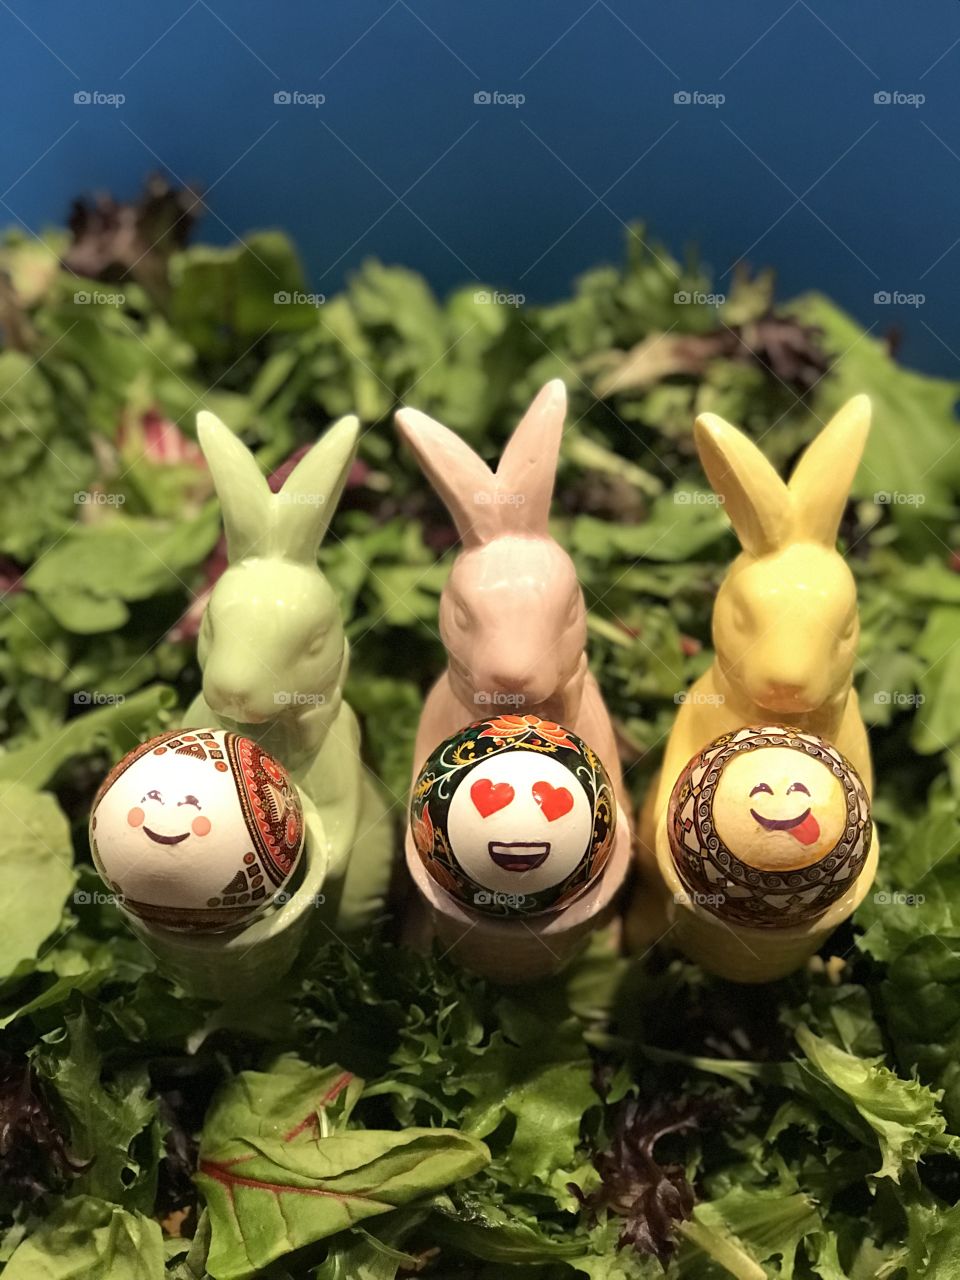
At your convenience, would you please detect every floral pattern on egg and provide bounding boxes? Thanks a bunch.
[411,714,616,918]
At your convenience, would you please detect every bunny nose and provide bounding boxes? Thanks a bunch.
[763,681,815,712]
[493,673,529,693]
[204,679,267,723]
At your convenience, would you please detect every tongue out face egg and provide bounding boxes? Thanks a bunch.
[667,725,871,928]
[713,746,846,871]
[411,715,616,917]
[89,729,305,932]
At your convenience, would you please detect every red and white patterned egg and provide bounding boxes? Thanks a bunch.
[89,728,305,932]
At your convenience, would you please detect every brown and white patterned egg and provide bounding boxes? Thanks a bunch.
[667,724,871,929]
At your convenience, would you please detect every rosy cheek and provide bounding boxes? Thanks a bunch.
[127,807,144,828]
[192,816,212,837]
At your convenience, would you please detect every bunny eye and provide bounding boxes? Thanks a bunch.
[749,783,773,797]
[787,782,810,796]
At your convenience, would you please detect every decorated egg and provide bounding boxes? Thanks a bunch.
[668,724,871,929]
[411,714,616,917]
[89,729,305,932]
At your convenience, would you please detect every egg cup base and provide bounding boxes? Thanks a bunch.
[122,809,329,999]
[654,818,880,982]
[404,803,632,983]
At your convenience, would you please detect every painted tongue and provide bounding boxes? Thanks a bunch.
[789,812,820,846]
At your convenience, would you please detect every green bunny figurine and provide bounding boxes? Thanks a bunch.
[127,412,395,997]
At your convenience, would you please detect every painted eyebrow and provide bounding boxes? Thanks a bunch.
[749,783,773,797]
[787,782,811,796]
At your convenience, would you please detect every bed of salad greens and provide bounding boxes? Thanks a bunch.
[1,179,960,1279]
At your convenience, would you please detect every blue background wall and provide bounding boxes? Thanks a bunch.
[1,1,957,373]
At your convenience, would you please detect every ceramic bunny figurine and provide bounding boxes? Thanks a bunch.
[631,394,878,980]
[394,381,632,981]
[396,380,626,800]
[183,412,394,935]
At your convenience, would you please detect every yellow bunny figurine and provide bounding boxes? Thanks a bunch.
[629,395,879,981]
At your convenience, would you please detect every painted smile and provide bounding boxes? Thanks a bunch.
[750,807,810,832]
[143,826,190,845]
[488,841,550,872]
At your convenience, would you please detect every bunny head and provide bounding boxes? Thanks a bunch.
[396,382,586,714]
[195,411,357,730]
[696,396,870,718]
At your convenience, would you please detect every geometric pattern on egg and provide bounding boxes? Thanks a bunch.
[89,728,305,933]
[667,724,872,930]
[411,714,617,918]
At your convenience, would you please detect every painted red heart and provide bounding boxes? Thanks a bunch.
[470,779,515,817]
[532,780,574,821]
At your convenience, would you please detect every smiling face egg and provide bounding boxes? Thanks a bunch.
[411,715,616,917]
[668,725,871,928]
[89,729,304,932]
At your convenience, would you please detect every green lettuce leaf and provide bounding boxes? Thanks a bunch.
[196,1058,489,1280]
[2,1195,163,1279]
[794,1025,958,1181]
[0,782,74,980]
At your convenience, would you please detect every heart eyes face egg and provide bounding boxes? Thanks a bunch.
[89,729,304,932]
[667,725,872,929]
[411,715,616,917]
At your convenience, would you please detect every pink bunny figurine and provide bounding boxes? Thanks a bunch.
[396,380,626,801]
[395,381,632,980]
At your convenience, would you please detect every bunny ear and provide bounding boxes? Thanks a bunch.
[395,406,498,546]
[694,412,792,556]
[495,379,565,534]
[197,411,272,561]
[788,395,871,547]
[270,415,359,563]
